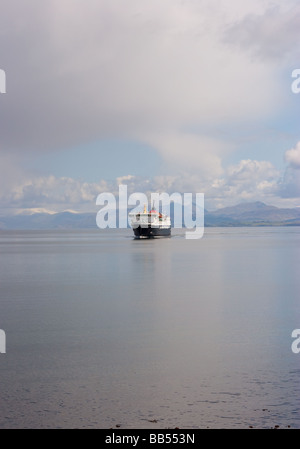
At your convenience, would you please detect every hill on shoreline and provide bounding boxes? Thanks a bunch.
[0,201,299,230]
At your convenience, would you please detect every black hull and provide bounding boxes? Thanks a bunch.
[133,226,171,238]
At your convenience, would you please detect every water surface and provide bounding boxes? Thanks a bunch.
[0,228,299,428]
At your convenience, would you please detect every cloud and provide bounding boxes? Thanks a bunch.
[0,175,110,214]
[205,159,281,208]
[226,159,279,185]
[2,157,299,215]
[0,153,26,193]
[272,141,300,200]
[144,132,230,179]
[1,0,299,213]
[285,141,300,169]
[0,0,289,176]
[277,167,300,199]
[224,1,300,62]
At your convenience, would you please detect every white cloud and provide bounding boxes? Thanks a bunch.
[285,142,300,169]
[227,159,279,184]
[2,158,298,215]
[205,159,281,208]
[0,175,111,214]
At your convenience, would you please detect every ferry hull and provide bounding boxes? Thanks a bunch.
[133,226,171,238]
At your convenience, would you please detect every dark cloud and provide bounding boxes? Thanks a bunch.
[224,2,300,61]
[0,1,299,213]
[0,0,282,158]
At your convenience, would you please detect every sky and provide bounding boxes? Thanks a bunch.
[0,0,299,215]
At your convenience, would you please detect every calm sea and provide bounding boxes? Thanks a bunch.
[0,227,299,429]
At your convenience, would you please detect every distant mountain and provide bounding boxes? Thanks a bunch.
[0,201,299,230]
[205,201,300,226]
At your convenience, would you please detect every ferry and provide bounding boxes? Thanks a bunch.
[129,205,171,238]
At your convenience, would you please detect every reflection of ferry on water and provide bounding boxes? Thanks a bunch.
[129,205,171,238]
